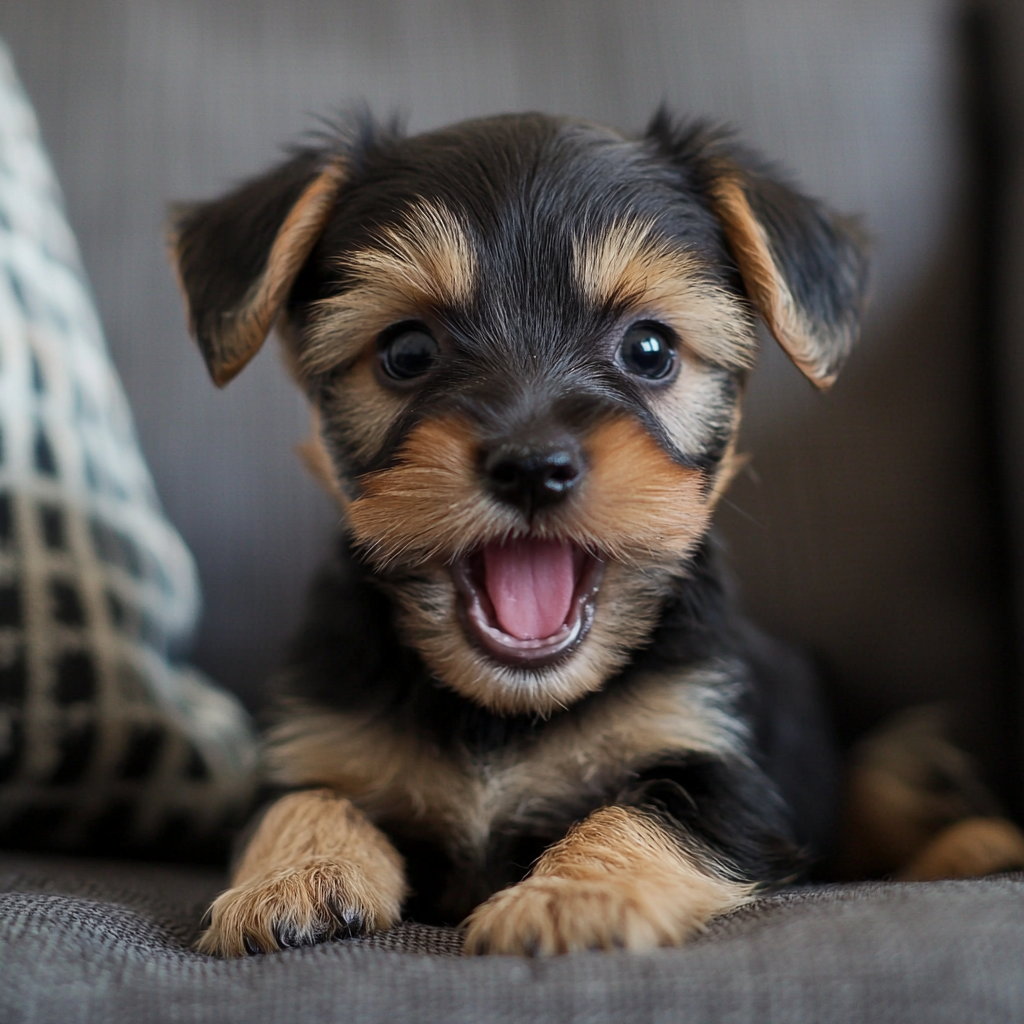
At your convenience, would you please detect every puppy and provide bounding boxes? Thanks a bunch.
[171,109,869,957]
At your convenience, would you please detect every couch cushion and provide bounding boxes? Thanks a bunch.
[0,42,257,858]
[1,852,1021,1024]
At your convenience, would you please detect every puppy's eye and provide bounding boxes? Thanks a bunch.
[379,324,440,381]
[618,324,676,380]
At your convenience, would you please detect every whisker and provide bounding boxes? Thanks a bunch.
[717,496,764,530]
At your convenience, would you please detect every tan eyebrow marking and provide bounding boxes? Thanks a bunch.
[573,220,757,372]
[302,199,477,375]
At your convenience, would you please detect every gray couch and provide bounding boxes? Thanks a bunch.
[3,852,1023,1023]
[2,1,1024,1020]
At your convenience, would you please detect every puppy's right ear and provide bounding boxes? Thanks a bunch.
[169,152,347,387]
[646,111,868,389]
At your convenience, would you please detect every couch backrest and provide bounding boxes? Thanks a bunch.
[4,0,1014,802]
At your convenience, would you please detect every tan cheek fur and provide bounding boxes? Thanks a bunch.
[266,663,747,865]
[346,416,520,567]
[574,416,711,561]
[463,805,754,955]
[347,415,711,571]
[195,789,407,957]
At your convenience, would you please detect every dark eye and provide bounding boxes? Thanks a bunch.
[618,324,676,380]
[379,324,440,381]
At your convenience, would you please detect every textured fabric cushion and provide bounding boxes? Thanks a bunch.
[0,43,256,855]
[1,853,1022,1024]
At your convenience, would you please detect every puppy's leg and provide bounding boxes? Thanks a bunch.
[197,789,407,957]
[897,816,1024,881]
[463,805,753,955]
[836,706,1024,879]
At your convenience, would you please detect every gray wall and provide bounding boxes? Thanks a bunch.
[0,2,995,750]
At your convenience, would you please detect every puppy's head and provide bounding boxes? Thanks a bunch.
[170,111,867,716]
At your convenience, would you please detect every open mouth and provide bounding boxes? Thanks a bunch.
[452,538,604,667]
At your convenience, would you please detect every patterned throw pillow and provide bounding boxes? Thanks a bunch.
[0,43,257,858]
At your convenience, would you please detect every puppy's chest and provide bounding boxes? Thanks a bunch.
[408,729,622,860]
[271,662,748,864]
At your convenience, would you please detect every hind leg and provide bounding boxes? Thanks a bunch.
[837,707,1024,880]
[897,817,1024,881]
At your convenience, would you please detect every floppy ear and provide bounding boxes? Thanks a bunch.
[647,113,869,389]
[169,152,347,386]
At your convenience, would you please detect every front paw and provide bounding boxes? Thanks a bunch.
[463,871,738,956]
[196,857,402,957]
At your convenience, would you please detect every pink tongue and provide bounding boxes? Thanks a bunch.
[483,539,576,640]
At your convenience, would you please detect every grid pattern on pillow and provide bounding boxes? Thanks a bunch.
[0,43,256,854]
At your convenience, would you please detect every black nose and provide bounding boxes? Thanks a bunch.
[483,440,583,515]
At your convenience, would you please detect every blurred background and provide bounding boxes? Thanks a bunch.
[0,0,1021,812]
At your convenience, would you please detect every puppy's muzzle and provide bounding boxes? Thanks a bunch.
[458,430,600,670]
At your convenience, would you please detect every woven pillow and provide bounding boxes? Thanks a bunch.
[0,43,256,857]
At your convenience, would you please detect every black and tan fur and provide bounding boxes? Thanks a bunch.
[170,110,1022,959]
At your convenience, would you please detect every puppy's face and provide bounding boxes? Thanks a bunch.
[172,113,867,715]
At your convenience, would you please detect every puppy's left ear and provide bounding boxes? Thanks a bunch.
[648,113,869,388]
[169,152,347,387]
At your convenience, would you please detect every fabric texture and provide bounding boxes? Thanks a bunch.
[0,43,256,855]
[0,852,1022,1024]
